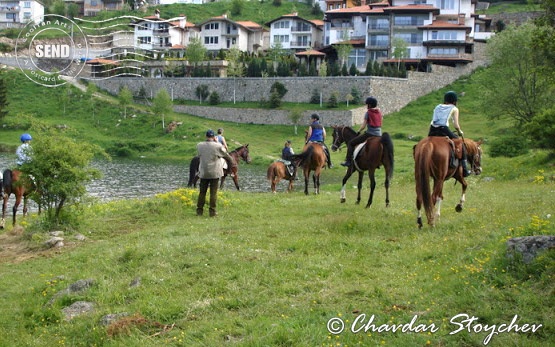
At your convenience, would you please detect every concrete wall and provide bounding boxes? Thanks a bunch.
[93,42,488,126]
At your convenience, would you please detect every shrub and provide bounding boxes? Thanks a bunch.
[327,92,339,108]
[310,89,320,104]
[488,133,529,157]
[195,85,210,102]
[209,91,220,105]
[268,90,282,109]
[270,81,287,99]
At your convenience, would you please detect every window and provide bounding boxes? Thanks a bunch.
[273,20,290,29]
[437,0,455,10]
[138,37,151,44]
[23,12,31,19]
[369,50,388,61]
[294,22,310,32]
[348,48,367,69]
[294,35,310,46]
[369,35,389,47]
[204,36,219,45]
[394,15,425,26]
[138,23,148,30]
[24,2,31,8]
[91,0,97,6]
[431,31,458,40]
[429,47,458,55]
[368,18,389,30]
[6,13,15,20]
[204,23,219,30]
[394,32,423,44]
[273,35,289,44]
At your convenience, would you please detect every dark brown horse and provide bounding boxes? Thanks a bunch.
[291,143,327,195]
[1,169,34,228]
[331,126,394,208]
[414,136,482,228]
[187,144,251,190]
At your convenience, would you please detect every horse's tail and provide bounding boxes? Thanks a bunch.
[187,157,199,187]
[415,141,434,224]
[2,169,12,191]
[291,145,314,167]
[267,163,276,181]
[381,132,394,180]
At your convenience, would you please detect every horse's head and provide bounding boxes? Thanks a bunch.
[239,144,252,164]
[467,140,483,175]
[331,126,345,152]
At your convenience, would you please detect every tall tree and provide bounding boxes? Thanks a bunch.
[479,23,554,124]
[152,89,172,129]
[118,86,133,118]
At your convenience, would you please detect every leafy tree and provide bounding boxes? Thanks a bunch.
[50,0,66,16]
[392,37,408,71]
[0,71,7,121]
[23,128,104,227]
[318,61,328,77]
[350,87,361,104]
[118,86,133,118]
[187,38,207,73]
[524,108,555,151]
[479,23,554,125]
[226,47,245,78]
[152,89,172,129]
[288,110,303,135]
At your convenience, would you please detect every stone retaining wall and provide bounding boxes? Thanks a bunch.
[93,42,488,126]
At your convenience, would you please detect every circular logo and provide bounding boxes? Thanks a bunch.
[15,14,88,87]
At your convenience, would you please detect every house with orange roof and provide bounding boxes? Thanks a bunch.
[323,0,493,71]
[131,12,199,51]
[265,12,324,52]
[198,14,267,54]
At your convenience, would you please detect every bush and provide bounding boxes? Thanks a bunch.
[310,89,320,104]
[195,85,210,102]
[268,90,282,109]
[489,133,529,157]
[209,91,220,105]
[270,81,288,99]
[327,92,339,108]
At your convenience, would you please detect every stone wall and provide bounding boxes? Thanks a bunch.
[93,42,488,126]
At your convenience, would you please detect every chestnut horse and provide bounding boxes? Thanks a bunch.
[267,159,301,193]
[290,143,327,195]
[1,169,34,228]
[414,136,482,228]
[331,126,394,208]
[187,144,251,190]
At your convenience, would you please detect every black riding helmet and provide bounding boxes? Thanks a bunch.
[365,97,378,108]
[444,91,458,104]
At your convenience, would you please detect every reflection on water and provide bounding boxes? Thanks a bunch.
[0,154,271,202]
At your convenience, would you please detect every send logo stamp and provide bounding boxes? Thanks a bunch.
[15,14,88,87]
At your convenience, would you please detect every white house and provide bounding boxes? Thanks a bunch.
[266,12,324,51]
[0,0,44,28]
[198,14,266,54]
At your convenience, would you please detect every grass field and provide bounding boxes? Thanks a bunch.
[0,67,553,346]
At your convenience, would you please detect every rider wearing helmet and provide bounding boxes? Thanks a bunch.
[341,96,383,167]
[428,91,471,176]
[16,133,33,166]
[306,114,333,169]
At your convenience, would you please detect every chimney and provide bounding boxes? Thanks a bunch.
[179,14,186,29]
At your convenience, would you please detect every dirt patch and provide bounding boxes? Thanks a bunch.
[0,227,52,264]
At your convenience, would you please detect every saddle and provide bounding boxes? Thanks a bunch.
[351,136,381,172]
[278,159,296,177]
[445,137,463,168]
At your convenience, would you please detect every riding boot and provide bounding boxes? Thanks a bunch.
[324,147,333,168]
[341,146,354,167]
[461,159,471,177]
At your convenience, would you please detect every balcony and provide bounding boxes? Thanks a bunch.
[290,40,312,48]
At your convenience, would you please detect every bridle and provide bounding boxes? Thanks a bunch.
[331,126,346,151]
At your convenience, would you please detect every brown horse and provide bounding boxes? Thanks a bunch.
[266,159,301,193]
[291,143,327,195]
[331,126,394,208]
[414,136,482,228]
[187,144,251,190]
[1,169,34,228]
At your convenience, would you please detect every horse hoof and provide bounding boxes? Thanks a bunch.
[340,198,346,203]
[455,204,463,213]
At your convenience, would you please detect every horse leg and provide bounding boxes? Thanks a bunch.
[416,198,423,229]
[232,170,240,191]
[455,179,468,212]
[287,178,293,192]
[304,170,309,195]
[12,194,21,226]
[315,172,320,195]
[0,194,6,229]
[312,172,318,194]
[431,179,445,226]
[340,167,355,203]
[356,171,363,205]
[220,174,226,189]
[366,170,377,209]
[384,166,391,208]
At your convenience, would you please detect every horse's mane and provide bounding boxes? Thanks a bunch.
[230,144,247,153]
[342,126,358,137]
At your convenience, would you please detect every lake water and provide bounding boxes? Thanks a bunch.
[0,154,271,202]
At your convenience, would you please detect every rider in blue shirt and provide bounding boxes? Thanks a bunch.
[306,114,333,169]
